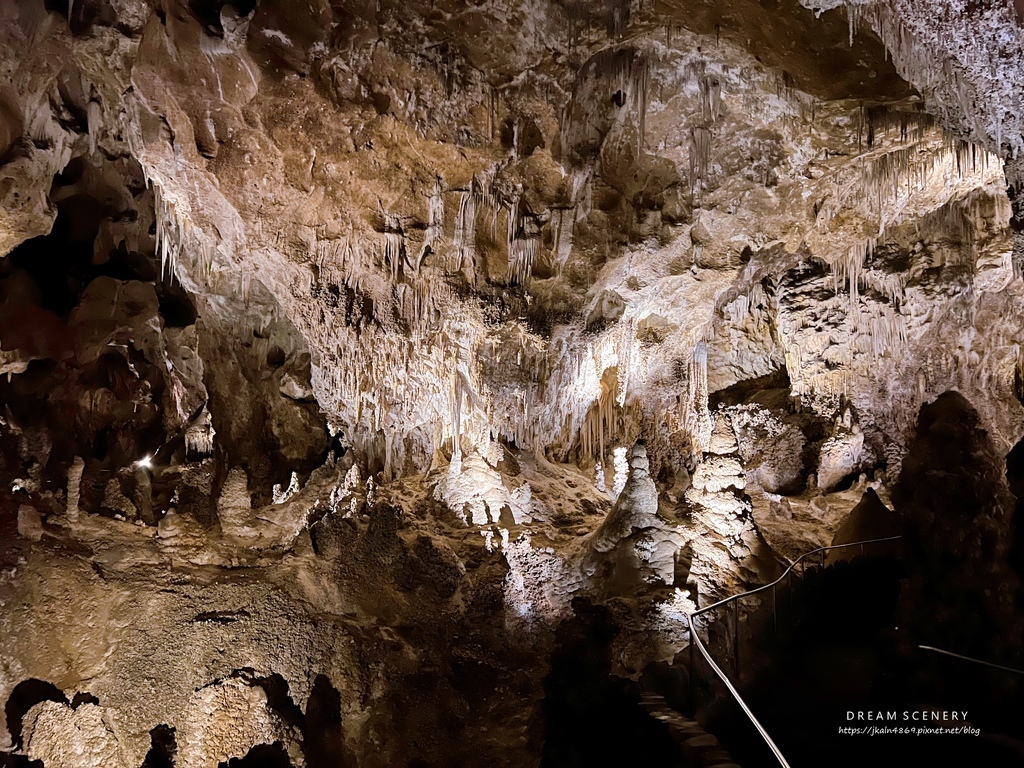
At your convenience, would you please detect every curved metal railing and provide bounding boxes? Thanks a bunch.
[919,644,1024,676]
[685,535,903,768]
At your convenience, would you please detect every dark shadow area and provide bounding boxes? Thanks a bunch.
[69,692,99,708]
[540,598,688,767]
[4,679,67,748]
[303,675,348,767]
[140,724,177,768]
[893,391,1022,664]
[219,743,293,768]
[5,189,163,321]
[706,557,909,766]
[248,673,304,732]
[708,368,792,410]
[7,200,99,316]
[1005,435,1024,609]
[240,671,350,767]
[700,392,1024,767]
[706,554,1024,767]
[0,754,42,768]
[0,157,201,526]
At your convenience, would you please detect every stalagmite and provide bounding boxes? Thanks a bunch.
[65,456,84,522]
[611,445,629,498]
[272,471,300,505]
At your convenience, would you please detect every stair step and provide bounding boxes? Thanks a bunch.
[704,753,737,765]
[663,721,703,734]
[638,690,740,767]
[671,729,704,741]
[684,734,719,749]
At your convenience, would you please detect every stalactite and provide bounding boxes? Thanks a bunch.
[864,103,934,147]
[561,48,649,162]
[857,304,908,357]
[86,99,101,155]
[721,281,769,325]
[417,182,445,272]
[846,0,1024,157]
[627,53,650,154]
[508,237,539,286]
[865,270,905,308]
[452,373,464,460]
[689,341,711,451]
[382,214,405,281]
[185,407,215,460]
[151,178,223,285]
[816,128,995,239]
[685,60,723,125]
[605,0,630,40]
[689,126,712,195]
[580,372,620,463]
[550,207,576,275]
[700,74,722,124]
[831,238,875,304]
[506,197,542,286]
[465,170,500,253]
[451,191,476,273]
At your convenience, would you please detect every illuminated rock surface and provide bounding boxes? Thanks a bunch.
[0,0,1022,765]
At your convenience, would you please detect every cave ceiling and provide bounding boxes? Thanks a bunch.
[0,0,1023,766]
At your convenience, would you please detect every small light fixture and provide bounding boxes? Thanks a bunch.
[135,455,153,470]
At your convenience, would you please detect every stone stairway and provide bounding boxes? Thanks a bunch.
[639,692,741,768]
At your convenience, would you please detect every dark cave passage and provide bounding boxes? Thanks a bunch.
[893,391,1022,663]
[0,154,193,526]
[226,672,349,768]
[1004,434,1024,607]
[303,675,348,767]
[540,599,688,768]
[140,725,177,768]
[693,392,1024,767]
[219,743,294,768]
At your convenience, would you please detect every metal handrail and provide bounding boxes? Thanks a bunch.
[685,535,902,768]
[692,535,903,621]
[919,644,1024,676]
[686,622,792,767]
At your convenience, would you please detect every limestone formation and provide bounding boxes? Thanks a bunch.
[0,0,1022,765]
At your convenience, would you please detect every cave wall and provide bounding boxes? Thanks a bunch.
[0,0,1023,765]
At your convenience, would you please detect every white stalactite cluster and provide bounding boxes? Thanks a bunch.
[185,407,216,460]
[827,0,1024,157]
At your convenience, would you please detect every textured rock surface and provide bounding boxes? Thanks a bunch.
[0,0,1022,764]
